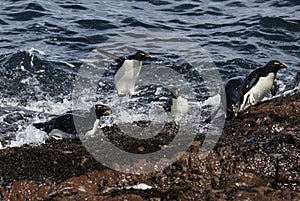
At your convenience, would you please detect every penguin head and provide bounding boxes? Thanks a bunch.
[127,50,152,61]
[163,88,180,112]
[265,60,288,73]
[170,88,180,99]
[93,104,111,119]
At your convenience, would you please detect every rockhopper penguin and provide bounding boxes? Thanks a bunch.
[225,60,287,119]
[98,49,152,96]
[33,104,111,139]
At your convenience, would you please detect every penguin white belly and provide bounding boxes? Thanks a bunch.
[171,96,189,120]
[85,119,100,137]
[49,129,78,140]
[114,60,142,95]
[240,73,275,111]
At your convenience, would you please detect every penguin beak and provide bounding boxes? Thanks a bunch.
[103,105,111,115]
[280,63,288,68]
[103,110,111,115]
[97,105,111,116]
[145,54,152,59]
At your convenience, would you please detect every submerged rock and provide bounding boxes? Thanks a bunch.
[0,92,299,200]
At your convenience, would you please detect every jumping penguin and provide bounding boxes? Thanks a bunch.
[225,60,288,119]
[98,49,152,96]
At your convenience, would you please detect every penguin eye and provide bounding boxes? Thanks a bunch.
[274,62,280,65]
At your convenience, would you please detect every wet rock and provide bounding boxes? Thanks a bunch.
[0,92,299,200]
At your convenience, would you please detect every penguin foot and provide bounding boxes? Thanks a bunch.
[240,93,256,111]
[248,93,256,105]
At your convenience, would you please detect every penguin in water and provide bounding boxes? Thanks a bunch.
[33,104,111,139]
[97,49,152,96]
[225,60,287,119]
[163,88,189,121]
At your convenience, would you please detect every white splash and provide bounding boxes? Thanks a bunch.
[24,98,73,115]
[8,125,48,148]
[0,96,75,149]
[203,94,222,106]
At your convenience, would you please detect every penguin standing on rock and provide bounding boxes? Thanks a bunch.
[225,60,288,119]
[98,49,152,96]
[33,104,111,139]
[164,88,189,121]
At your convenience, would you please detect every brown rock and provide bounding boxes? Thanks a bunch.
[0,92,299,200]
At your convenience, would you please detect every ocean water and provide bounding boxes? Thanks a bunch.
[0,0,299,148]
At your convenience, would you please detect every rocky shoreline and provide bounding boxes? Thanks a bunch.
[0,92,299,200]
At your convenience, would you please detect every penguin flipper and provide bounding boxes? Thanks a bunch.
[163,98,172,112]
[271,82,278,96]
[96,49,122,63]
[246,72,260,92]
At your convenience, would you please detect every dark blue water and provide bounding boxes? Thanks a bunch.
[0,0,299,148]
